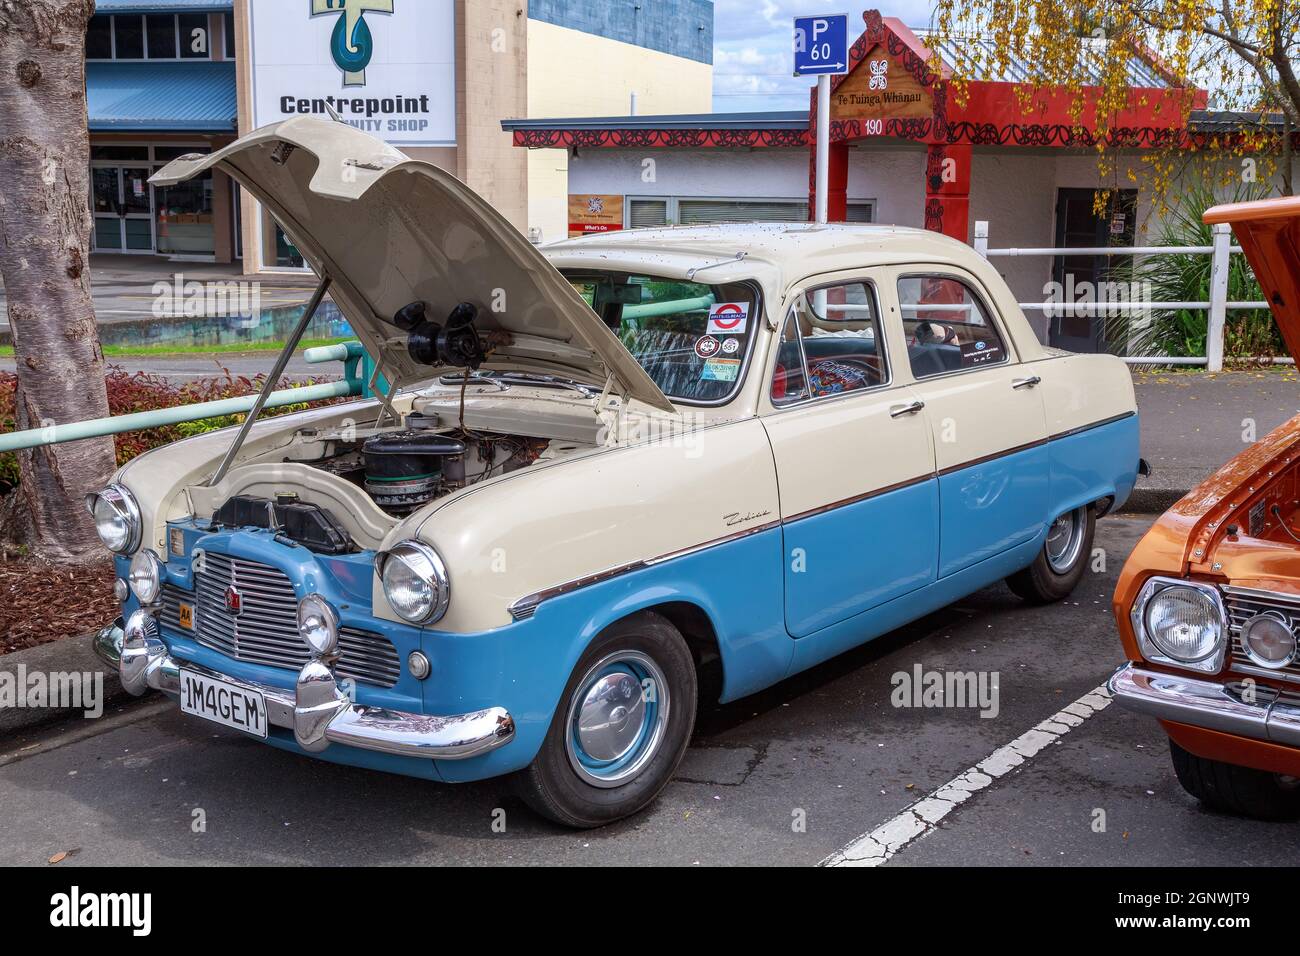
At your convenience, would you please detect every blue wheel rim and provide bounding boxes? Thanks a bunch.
[564,651,670,788]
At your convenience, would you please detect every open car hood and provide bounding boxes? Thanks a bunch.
[150,116,674,411]
[1204,196,1300,362]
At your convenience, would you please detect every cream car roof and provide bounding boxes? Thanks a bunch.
[544,222,1047,363]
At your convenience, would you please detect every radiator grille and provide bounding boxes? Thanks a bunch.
[1222,585,1300,685]
[160,553,400,688]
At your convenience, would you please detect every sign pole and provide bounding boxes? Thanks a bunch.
[816,73,830,224]
[794,14,847,225]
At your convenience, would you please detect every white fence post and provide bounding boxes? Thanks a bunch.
[1207,223,1230,372]
[973,220,989,257]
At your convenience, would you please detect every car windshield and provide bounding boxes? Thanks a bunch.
[564,271,759,403]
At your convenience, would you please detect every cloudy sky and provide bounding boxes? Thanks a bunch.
[712,1,937,112]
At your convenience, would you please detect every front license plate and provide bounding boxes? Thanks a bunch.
[179,668,268,739]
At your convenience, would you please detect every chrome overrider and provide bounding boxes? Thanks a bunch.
[94,610,516,760]
[1108,662,1300,748]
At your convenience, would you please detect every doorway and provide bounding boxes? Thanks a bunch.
[92,165,155,252]
[1050,188,1137,353]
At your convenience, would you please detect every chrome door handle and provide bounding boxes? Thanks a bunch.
[1012,376,1042,389]
[889,400,925,418]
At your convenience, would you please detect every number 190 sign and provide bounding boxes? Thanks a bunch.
[793,13,849,76]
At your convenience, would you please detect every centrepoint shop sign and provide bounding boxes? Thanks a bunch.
[249,0,455,147]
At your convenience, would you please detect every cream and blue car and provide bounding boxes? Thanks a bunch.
[89,117,1140,827]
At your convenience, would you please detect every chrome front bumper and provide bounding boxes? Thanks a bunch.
[94,613,515,760]
[1108,662,1300,748]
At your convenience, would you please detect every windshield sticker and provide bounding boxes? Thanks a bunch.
[720,337,740,355]
[701,358,740,382]
[694,335,722,359]
[707,303,750,335]
[961,340,1003,367]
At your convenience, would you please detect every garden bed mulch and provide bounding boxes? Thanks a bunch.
[0,556,117,654]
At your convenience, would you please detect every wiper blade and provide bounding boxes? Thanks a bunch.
[440,371,597,398]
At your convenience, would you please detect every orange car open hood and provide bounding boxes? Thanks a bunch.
[1204,196,1300,360]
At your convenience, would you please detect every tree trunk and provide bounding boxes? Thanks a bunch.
[0,0,116,563]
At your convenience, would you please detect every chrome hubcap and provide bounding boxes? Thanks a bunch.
[565,650,670,788]
[1045,507,1086,574]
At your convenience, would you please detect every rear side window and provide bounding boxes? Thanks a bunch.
[898,275,1007,378]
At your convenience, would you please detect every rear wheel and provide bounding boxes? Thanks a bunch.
[513,612,697,828]
[1006,505,1094,603]
[1170,740,1300,821]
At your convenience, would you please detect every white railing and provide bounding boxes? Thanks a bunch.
[972,220,1270,372]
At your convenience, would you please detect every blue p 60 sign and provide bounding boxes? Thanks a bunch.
[793,14,849,76]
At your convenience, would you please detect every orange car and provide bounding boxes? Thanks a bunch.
[1109,196,1300,820]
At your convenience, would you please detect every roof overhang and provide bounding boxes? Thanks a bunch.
[87,61,236,134]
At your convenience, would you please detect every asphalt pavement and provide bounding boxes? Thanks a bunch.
[0,515,1290,867]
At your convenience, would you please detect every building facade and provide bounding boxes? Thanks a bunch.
[83,0,714,269]
[505,11,1281,352]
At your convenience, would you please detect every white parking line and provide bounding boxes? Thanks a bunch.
[820,683,1113,867]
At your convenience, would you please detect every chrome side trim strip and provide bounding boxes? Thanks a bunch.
[507,410,1138,619]
[783,476,930,524]
[506,521,782,622]
[1048,410,1136,443]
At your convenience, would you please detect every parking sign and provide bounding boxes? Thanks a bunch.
[793,14,849,76]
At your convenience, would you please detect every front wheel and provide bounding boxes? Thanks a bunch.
[513,612,697,828]
[1006,504,1094,604]
[1170,740,1300,820]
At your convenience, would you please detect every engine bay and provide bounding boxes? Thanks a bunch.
[290,419,554,516]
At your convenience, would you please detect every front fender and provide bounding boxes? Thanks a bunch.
[425,525,790,782]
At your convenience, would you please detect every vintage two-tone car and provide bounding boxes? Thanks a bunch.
[90,116,1140,827]
[1109,196,1300,821]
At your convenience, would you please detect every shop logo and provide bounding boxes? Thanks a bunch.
[869,59,888,90]
[312,0,394,87]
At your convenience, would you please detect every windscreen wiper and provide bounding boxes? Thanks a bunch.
[439,370,597,398]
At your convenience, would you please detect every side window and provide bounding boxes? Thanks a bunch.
[771,281,887,405]
[898,275,1007,379]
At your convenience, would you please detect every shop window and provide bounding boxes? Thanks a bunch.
[114,15,144,59]
[91,145,149,162]
[156,173,215,257]
[678,199,808,224]
[153,145,209,162]
[179,13,210,58]
[86,15,113,59]
[146,15,177,58]
[846,202,874,222]
[628,199,668,229]
[276,225,306,269]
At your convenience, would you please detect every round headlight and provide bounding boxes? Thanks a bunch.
[1242,612,1297,669]
[128,550,162,605]
[1144,586,1222,663]
[381,541,450,624]
[297,594,339,657]
[85,483,142,555]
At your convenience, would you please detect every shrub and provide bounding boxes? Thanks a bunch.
[1108,181,1278,361]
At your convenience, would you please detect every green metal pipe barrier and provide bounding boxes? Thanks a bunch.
[0,380,361,454]
[0,340,372,454]
[622,294,715,320]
